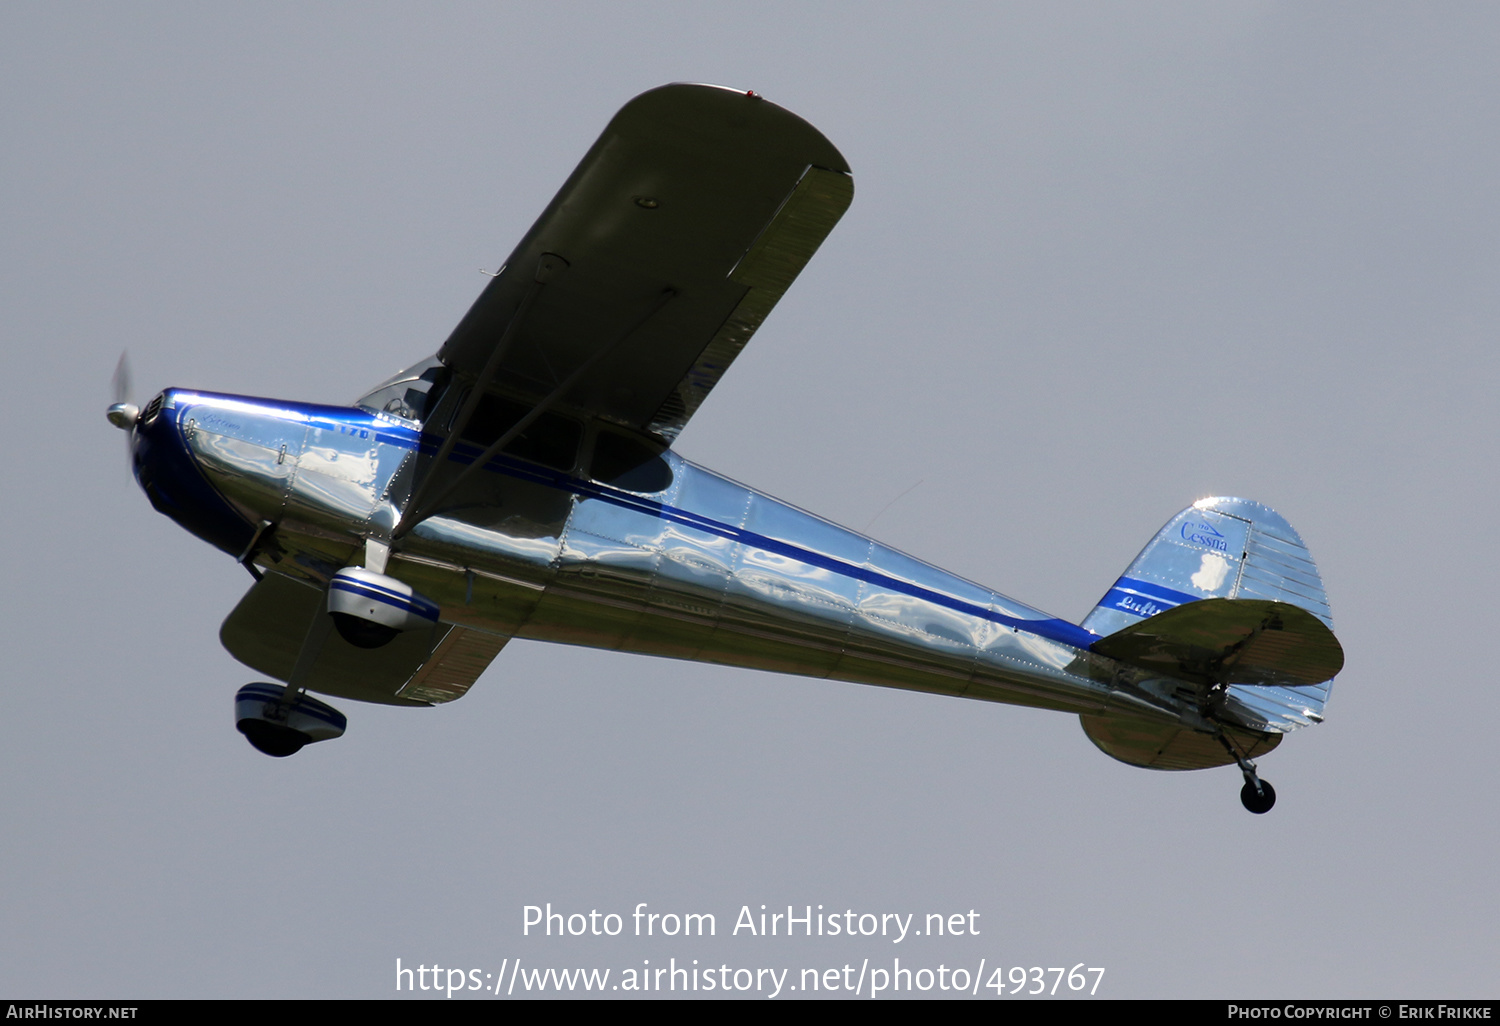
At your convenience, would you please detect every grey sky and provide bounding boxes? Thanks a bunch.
[3,3,1496,998]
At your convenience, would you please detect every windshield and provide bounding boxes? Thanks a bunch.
[355,356,450,424]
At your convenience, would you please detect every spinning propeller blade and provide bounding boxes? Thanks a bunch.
[112,352,131,406]
[106,351,140,466]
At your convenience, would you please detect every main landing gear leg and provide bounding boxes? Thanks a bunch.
[1216,732,1276,814]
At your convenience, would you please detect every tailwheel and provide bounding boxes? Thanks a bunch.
[1215,729,1278,815]
[1239,779,1276,815]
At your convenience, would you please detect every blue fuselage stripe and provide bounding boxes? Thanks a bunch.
[1106,577,1200,608]
[183,395,1102,654]
[453,445,1102,652]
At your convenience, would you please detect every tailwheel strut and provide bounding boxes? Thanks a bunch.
[1215,731,1276,814]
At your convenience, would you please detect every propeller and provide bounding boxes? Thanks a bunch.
[107,352,138,426]
[106,352,140,466]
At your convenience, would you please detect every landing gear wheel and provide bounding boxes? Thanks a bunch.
[237,719,309,757]
[1240,779,1276,814]
[234,684,346,757]
[331,611,400,649]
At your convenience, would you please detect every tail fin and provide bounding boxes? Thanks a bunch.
[1084,497,1333,637]
[1083,497,1338,737]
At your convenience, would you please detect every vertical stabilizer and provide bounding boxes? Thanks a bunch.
[1084,497,1332,636]
[1083,497,1337,732]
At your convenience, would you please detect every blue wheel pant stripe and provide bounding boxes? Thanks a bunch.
[330,579,439,620]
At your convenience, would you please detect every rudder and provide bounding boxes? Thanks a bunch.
[1082,497,1338,743]
[1083,496,1333,638]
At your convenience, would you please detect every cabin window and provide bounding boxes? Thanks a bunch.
[457,392,581,472]
[589,429,673,493]
[355,358,450,424]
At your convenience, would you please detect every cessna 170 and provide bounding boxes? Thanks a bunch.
[106,84,1342,813]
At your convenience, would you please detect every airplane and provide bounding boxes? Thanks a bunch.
[106,83,1342,814]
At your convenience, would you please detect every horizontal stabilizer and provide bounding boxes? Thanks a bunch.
[1091,597,1344,689]
[1080,714,1281,771]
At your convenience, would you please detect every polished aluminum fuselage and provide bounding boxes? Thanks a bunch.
[135,388,1209,731]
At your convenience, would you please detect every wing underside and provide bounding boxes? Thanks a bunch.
[437,83,853,441]
[220,572,506,706]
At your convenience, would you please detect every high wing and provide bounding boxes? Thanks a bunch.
[437,83,853,441]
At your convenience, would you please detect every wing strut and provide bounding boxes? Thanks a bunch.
[279,595,336,707]
[395,253,567,538]
[393,285,680,540]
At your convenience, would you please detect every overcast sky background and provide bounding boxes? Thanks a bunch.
[3,3,1496,999]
